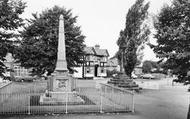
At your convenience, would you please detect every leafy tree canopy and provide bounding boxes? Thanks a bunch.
[116,0,150,77]
[14,6,85,76]
[0,0,26,77]
[152,0,190,80]
[142,60,160,73]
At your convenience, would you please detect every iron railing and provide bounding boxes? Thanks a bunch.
[0,80,134,115]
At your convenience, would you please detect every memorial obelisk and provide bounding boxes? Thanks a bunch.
[55,14,67,71]
[40,15,84,105]
[50,14,72,92]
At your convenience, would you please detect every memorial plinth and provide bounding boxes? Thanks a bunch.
[40,15,84,105]
[107,72,140,91]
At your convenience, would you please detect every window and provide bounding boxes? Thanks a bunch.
[89,61,94,66]
[14,66,20,76]
[86,67,90,73]
[77,63,81,66]
[14,66,29,76]
[86,56,90,61]
[100,62,104,67]
[87,62,90,66]
[101,67,104,73]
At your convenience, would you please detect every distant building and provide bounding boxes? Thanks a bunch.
[4,45,109,79]
[3,53,31,79]
[73,45,109,78]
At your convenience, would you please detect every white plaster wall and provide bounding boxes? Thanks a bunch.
[73,67,83,78]
[85,73,94,77]
[99,73,107,77]
[0,77,3,83]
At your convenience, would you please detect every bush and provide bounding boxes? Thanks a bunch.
[14,77,36,82]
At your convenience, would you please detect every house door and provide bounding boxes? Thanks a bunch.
[94,65,98,77]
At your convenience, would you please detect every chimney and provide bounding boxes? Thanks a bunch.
[95,44,100,49]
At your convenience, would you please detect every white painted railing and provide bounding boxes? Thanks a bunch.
[0,81,134,115]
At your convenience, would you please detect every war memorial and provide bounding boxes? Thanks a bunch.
[40,15,84,105]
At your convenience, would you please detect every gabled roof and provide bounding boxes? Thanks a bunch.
[94,48,109,57]
[84,47,95,55]
[84,46,109,57]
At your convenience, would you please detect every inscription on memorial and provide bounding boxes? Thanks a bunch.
[58,80,66,88]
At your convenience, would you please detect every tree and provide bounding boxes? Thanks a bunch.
[116,0,150,77]
[14,6,85,76]
[0,0,26,77]
[142,61,152,73]
[152,0,190,81]
[142,60,160,73]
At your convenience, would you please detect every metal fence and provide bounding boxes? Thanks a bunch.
[100,83,134,113]
[0,80,134,115]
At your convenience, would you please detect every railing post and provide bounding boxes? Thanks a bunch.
[28,94,31,115]
[111,86,115,111]
[112,86,114,100]
[132,90,135,113]
[1,93,4,115]
[65,92,68,114]
[105,85,107,97]
[100,85,103,113]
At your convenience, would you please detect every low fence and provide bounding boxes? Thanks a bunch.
[100,83,134,113]
[0,81,134,115]
[0,81,12,94]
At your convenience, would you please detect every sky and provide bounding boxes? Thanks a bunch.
[21,0,171,61]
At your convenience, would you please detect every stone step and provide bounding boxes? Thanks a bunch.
[107,81,120,85]
[118,84,139,88]
[110,79,133,82]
